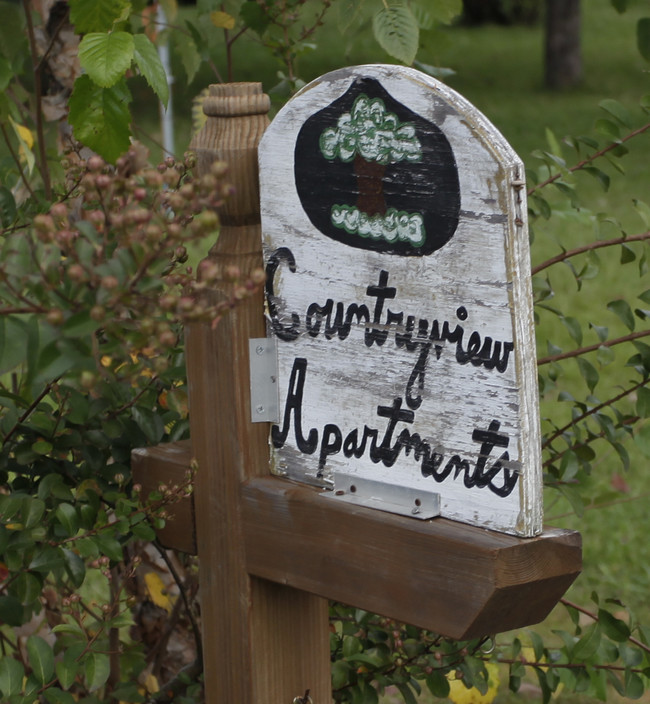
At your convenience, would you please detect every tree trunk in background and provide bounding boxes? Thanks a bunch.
[545,0,582,89]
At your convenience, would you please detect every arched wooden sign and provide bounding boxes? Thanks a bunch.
[259,65,542,537]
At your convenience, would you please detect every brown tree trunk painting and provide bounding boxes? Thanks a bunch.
[354,154,386,216]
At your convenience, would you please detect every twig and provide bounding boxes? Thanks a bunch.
[542,376,650,448]
[537,328,650,366]
[528,121,650,197]
[152,540,203,663]
[2,378,60,444]
[532,230,650,276]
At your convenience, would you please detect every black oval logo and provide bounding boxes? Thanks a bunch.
[294,77,460,256]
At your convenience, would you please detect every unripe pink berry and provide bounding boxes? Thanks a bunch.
[87,155,105,172]
[50,202,68,219]
[101,275,119,290]
[68,264,86,281]
[47,308,64,326]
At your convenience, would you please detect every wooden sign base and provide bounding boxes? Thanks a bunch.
[133,441,580,640]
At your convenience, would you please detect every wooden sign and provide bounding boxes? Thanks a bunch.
[134,79,580,704]
[260,65,542,536]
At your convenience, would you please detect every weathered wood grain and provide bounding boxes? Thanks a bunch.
[260,65,542,536]
[241,476,581,640]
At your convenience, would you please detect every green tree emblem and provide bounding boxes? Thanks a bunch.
[319,95,426,247]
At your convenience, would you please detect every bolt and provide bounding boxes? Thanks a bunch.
[256,345,265,355]
[256,405,265,414]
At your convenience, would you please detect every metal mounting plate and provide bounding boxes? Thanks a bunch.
[322,473,440,520]
[249,338,280,423]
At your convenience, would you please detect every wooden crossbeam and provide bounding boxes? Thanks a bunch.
[133,442,580,640]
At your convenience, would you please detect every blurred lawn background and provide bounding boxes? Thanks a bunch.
[132,0,650,657]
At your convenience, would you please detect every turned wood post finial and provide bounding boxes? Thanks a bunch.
[191,82,271,228]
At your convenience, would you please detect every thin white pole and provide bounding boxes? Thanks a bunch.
[157,5,175,157]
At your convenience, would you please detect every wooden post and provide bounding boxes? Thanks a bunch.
[186,83,331,703]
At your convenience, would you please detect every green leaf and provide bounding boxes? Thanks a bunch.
[69,0,131,33]
[332,660,351,689]
[95,534,124,562]
[637,387,650,417]
[0,317,30,375]
[0,595,24,626]
[595,118,620,141]
[426,670,450,698]
[56,504,79,537]
[422,0,462,24]
[633,199,650,228]
[598,609,631,642]
[583,166,610,191]
[599,99,632,128]
[0,2,27,62]
[0,658,24,696]
[576,357,599,392]
[620,243,636,264]
[396,682,417,704]
[240,1,272,35]
[607,299,635,331]
[172,29,201,84]
[69,75,132,163]
[21,497,45,529]
[0,186,16,226]
[27,635,55,684]
[573,623,601,660]
[372,1,419,65]
[62,549,86,588]
[611,0,627,12]
[133,34,169,107]
[85,652,111,692]
[625,669,644,699]
[62,311,100,338]
[78,32,135,88]
[132,406,165,443]
[635,424,650,458]
[561,316,582,346]
[29,545,64,574]
[637,18,650,62]
[12,571,42,605]
[55,653,80,691]
[44,687,76,704]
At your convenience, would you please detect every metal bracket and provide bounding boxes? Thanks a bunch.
[322,473,440,520]
[249,338,280,423]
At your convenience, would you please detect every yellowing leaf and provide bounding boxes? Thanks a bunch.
[144,571,175,613]
[143,672,159,694]
[11,119,33,149]
[448,663,500,704]
[210,10,236,29]
[8,117,35,174]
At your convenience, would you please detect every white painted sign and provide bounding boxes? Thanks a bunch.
[259,65,542,536]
